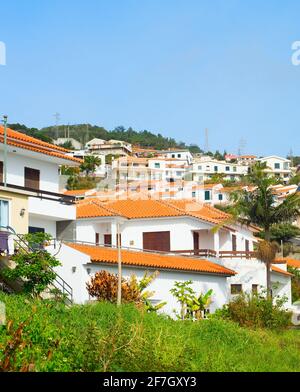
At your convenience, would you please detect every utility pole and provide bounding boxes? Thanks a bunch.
[204,128,209,153]
[53,112,60,139]
[117,220,122,306]
[2,115,8,187]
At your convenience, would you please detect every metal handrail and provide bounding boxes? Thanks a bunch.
[0,226,73,304]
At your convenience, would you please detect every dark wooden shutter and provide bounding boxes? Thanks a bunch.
[232,234,237,251]
[0,161,3,183]
[95,233,100,245]
[24,167,40,190]
[104,234,112,246]
[245,239,249,252]
[143,231,170,252]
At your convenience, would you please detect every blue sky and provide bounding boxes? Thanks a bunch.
[0,0,300,156]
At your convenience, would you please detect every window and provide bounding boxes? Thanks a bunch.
[233,166,237,172]
[232,234,237,251]
[177,154,181,158]
[218,194,223,201]
[192,191,196,197]
[154,163,160,168]
[24,167,40,190]
[206,165,210,171]
[171,154,175,158]
[0,199,9,227]
[274,163,280,169]
[231,284,242,294]
[252,284,258,294]
[29,226,45,234]
[95,233,100,245]
[283,162,289,170]
[214,166,218,172]
[204,190,211,201]
[225,166,230,171]
[176,171,181,176]
[133,163,139,167]
[198,165,202,170]
[143,231,170,252]
[245,239,250,252]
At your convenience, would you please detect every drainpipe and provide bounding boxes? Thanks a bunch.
[3,115,8,187]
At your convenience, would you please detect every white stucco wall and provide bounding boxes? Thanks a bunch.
[29,216,57,237]
[49,243,229,314]
[0,150,60,193]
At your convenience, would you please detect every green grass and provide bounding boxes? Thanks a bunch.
[0,293,300,372]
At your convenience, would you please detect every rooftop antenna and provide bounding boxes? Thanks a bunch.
[53,112,60,139]
[204,128,209,153]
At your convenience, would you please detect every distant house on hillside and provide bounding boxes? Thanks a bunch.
[53,138,82,150]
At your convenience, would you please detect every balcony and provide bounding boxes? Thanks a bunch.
[0,182,75,204]
[172,249,257,259]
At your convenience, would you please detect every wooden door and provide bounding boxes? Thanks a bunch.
[232,234,237,251]
[193,232,199,255]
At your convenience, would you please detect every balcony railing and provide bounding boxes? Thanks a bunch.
[219,251,257,259]
[172,249,217,258]
[0,183,75,204]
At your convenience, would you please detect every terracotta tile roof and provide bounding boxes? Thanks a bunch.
[76,197,233,226]
[271,265,293,277]
[67,243,236,276]
[162,199,231,225]
[275,258,300,269]
[64,189,97,196]
[76,199,116,218]
[104,199,186,219]
[0,126,82,164]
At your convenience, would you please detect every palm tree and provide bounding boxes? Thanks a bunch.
[228,162,300,297]
[80,155,102,176]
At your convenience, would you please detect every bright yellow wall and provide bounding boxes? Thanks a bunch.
[0,190,28,234]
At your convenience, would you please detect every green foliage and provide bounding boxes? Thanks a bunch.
[66,175,99,190]
[8,123,53,143]
[80,155,102,176]
[257,223,300,243]
[288,266,300,302]
[214,292,291,330]
[0,233,60,296]
[1,294,300,371]
[170,281,213,320]
[57,141,74,150]
[86,270,165,312]
[289,174,300,185]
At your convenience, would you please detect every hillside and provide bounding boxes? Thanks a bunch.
[8,123,203,153]
[1,293,300,372]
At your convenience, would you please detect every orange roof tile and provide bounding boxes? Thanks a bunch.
[76,200,116,218]
[0,126,82,164]
[275,258,300,269]
[64,189,97,196]
[67,243,236,276]
[271,265,293,277]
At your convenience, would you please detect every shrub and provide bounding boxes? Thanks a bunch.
[86,270,165,311]
[0,233,60,296]
[214,293,292,329]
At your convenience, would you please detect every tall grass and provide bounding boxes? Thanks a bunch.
[0,293,299,372]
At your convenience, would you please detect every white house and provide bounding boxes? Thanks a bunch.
[51,198,293,313]
[0,126,81,237]
[192,157,249,182]
[258,156,292,183]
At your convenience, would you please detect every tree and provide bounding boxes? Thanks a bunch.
[0,233,60,296]
[228,162,300,297]
[289,174,300,185]
[257,223,300,243]
[80,155,102,176]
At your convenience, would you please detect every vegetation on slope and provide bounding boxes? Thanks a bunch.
[0,294,299,372]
